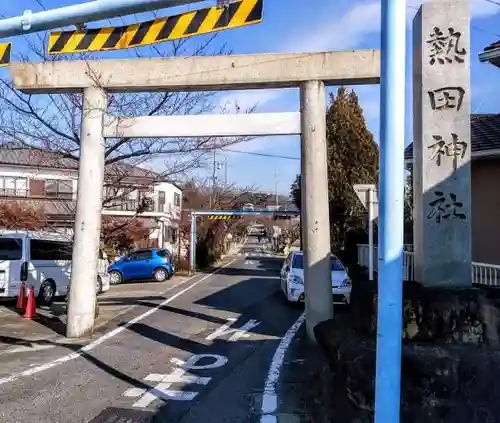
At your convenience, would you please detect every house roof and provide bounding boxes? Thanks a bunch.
[404,114,500,161]
[485,40,500,52]
[0,198,76,216]
[0,147,158,179]
[479,40,500,67]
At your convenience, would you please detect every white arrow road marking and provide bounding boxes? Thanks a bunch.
[206,318,261,342]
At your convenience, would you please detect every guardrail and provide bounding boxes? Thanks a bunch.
[357,244,500,286]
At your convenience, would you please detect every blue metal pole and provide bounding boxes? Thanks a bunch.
[0,0,203,38]
[374,0,406,421]
[190,213,197,274]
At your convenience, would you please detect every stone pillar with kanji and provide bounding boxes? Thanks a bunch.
[413,0,472,287]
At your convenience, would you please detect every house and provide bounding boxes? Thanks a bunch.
[0,147,182,251]
[404,114,500,265]
[478,40,500,68]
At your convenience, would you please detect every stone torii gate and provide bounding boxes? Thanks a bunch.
[9,50,380,340]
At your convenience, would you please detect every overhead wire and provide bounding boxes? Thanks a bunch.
[220,148,300,160]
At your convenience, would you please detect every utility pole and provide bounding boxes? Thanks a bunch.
[274,166,279,209]
[224,156,228,187]
[210,149,216,209]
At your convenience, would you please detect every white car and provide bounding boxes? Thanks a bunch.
[280,251,352,304]
[0,231,110,304]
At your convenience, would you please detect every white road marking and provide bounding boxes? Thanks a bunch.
[0,260,237,387]
[259,313,305,422]
[206,317,261,342]
[174,354,228,370]
[122,353,228,407]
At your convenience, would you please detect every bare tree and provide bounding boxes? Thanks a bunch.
[0,30,254,185]
[178,178,261,265]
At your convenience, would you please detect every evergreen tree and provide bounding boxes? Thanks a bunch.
[404,170,414,243]
[290,87,379,249]
[290,174,301,211]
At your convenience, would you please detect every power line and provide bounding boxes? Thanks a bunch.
[34,0,47,11]
[484,0,500,6]
[221,148,300,161]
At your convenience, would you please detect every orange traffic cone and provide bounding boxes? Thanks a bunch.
[23,287,37,319]
[16,281,27,310]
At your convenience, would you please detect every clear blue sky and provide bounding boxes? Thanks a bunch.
[2,0,500,195]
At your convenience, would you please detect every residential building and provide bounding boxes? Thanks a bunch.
[404,113,500,265]
[0,147,182,250]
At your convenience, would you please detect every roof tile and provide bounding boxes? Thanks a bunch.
[0,147,158,179]
[405,114,500,161]
[485,40,500,52]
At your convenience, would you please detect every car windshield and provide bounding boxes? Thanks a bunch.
[0,238,23,260]
[291,254,344,271]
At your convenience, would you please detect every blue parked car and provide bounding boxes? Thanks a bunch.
[108,248,175,285]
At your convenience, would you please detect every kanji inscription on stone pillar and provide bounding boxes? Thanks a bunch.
[413,0,472,287]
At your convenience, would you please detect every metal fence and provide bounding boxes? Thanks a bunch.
[357,244,500,286]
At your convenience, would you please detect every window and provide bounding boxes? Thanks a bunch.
[46,179,73,199]
[174,193,181,208]
[156,249,172,259]
[129,250,152,260]
[30,240,72,260]
[0,238,23,260]
[29,179,45,197]
[0,176,28,197]
[291,254,344,271]
[158,191,165,213]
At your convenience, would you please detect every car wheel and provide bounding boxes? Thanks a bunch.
[109,270,123,285]
[153,268,168,282]
[38,280,56,305]
[96,276,103,294]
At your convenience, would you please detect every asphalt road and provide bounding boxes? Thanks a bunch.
[0,238,302,423]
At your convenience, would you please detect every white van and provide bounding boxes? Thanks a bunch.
[0,231,110,305]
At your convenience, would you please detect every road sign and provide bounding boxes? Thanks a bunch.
[207,215,242,220]
[0,43,11,67]
[48,0,263,55]
[353,184,378,282]
[353,184,379,220]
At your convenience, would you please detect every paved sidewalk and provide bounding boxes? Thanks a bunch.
[0,274,191,355]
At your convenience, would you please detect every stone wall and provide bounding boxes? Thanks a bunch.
[314,275,500,423]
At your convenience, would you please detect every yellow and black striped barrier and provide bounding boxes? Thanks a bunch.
[207,215,243,220]
[0,43,11,67]
[48,0,263,55]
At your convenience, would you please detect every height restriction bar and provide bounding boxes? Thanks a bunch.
[48,0,263,55]
[0,43,11,67]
